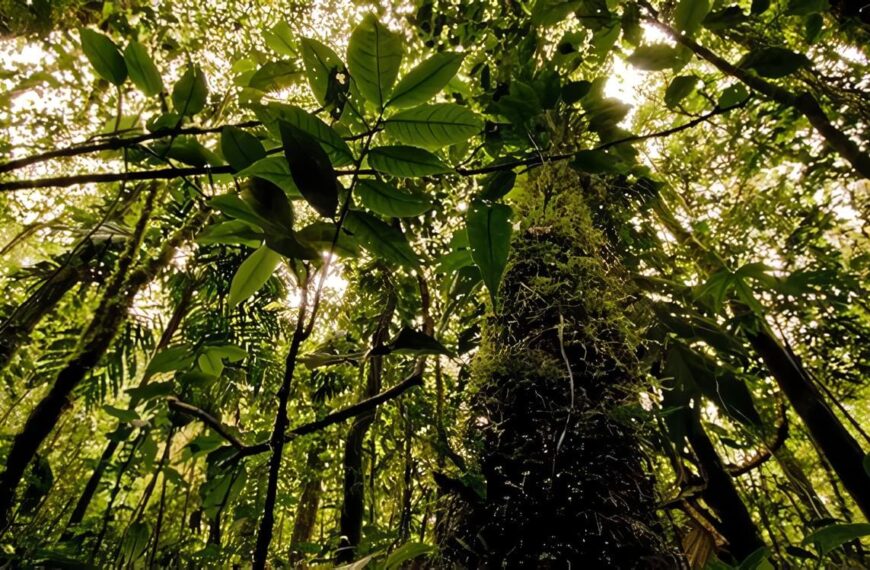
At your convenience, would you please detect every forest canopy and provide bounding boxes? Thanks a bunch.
[0,0,868,567]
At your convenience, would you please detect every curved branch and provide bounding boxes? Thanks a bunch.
[727,403,789,477]
[166,396,246,450]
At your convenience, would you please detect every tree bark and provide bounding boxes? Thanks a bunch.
[440,166,675,567]
[337,289,397,563]
[289,441,326,567]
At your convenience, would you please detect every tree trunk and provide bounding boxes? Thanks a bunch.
[0,199,207,529]
[440,166,675,567]
[289,441,326,567]
[685,409,765,561]
[337,289,396,563]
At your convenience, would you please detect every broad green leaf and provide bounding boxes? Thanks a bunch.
[146,345,194,374]
[467,202,513,306]
[265,233,320,260]
[103,405,139,423]
[479,170,516,201]
[249,60,298,91]
[357,179,432,217]
[228,245,283,307]
[371,327,453,357]
[674,0,710,35]
[347,14,403,108]
[718,83,750,108]
[208,193,273,230]
[198,349,225,376]
[238,156,301,198]
[151,136,221,167]
[387,52,464,108]
[255,104,353,166]
[120,521,150,566]
[664,75,697,108]
[561,80,592,104]
[80,29,127,86]
[368,145,451,177]
[627,44,684,71]
[573,149,627,174]
[384,103,482,148]
[804,523,870,556]
[264,21,295,56]
[279,120,339,218]
[123,41,162,96]
[344,211,419,267]
[220,126,266,171]
[736,547,772,570]
[786,0,829,16]
[696,268,734,313]
[126,381,174,404]
[172,64,208,116]
[296,221,359,257]
[739,47,810,78]
[385,543,434,569]
[531,0,582,26]
[751,0,771,14]
[300,37,345,105]
[242,178,295,234]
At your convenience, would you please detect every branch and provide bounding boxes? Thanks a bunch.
[166,396,246,451]
[726,403,789,477]
[0,105,742,192]
[0,121,260,175]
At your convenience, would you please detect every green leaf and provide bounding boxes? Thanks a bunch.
[803,523,870,557]
[221,126,266,171]
[479,170,517,201]
[718,83,750,108]
[146,345,194,374]
[384,103,482,148]
[372,327,453,357]
[531,0,582,26]
[674,0,710,35]
[627,44,684,71]
[172,64,208,116]
[126,381,174,404]
[237,156,302,198]
[265,233,320,260]
[347,14,403,108]
[739,47,810,78]
[573,149,627,174]
[123,40,162,96]
[80,29,127,86]
[198,349,225,377]
[736,547,772,570]
[279,120,339,218]
[242,178,295,234]
[120,521,150,566]
[387,52,464,108]
[263,21,295,57]
[561,80,592,104]
[344,211,419,267]
[751,0,771,14]
[467,202,513,306]
[384,542,434,569]
[151,136,221,167]
[228,245,283,307]
[300,37,345,106]
[665,75,697,107]
[103,405,139,423]
[696,268,734,313]
[255,104,353,166]
[357,179,432,217]
[786,0,829,16]
[249,60,298,91]
[208,193,273,230]
[805,13,824,43]
[297,221,359,257]
[368,145,451,177]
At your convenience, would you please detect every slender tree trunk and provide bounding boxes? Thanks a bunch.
[441,166,675,567]
[652,197,870,518]
[0,202,208,530]
[337,290,396,563]
[398,408,413,543]
[685,409,765,561]
[64,281,195,534]
[289,441,326,567]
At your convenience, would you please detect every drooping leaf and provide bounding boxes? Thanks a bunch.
[255,104,353,166]
[739,47,810,78]
[357,179,432,217]
[531,0,582,26]
[674,0,710,35]
[573,149,627,174]
[371,327,453,357]
[208,193,273,230]
[228,245,283,307]
[300,37,345,105]
[146,345,195,374]
[368,145,451,177]
[238,156,302,198]
[80,29,127,86]
[347,14,403,108]
[120,521,150,566]
[384,542,434,569]
[387,52,464,108]
[242,178,295,234]
[384,103,482,148]
[102,405,139,423]
[220,126,266,171]
[279,120,339,217]
[664,75,698,108]
[249,60,299,91]
[172,64,209,116]
[467,202,513,306]
[263,21,296,57]
[479,170,517,201]
[344,211,419,267]
[123,40,162,96]
[627,44,684,71]
[803,523,870,556]
[297,221,360,257]
[718,83,750,108]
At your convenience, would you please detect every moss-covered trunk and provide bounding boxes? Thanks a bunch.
[441,166,673,567]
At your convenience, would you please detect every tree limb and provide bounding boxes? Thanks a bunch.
[166,397,246,451]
